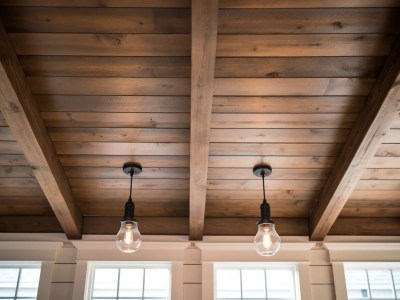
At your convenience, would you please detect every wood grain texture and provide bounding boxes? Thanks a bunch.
[211,113,357,129]
[28,77,190,95]
[213,78,374,96]
[41,112,190,128]
[36,95,190,113]
[329,218,400,235]
[20,56,191,77]
[69,178,189,190]
[54,142,189,155]
[217,34,394,57]
[10,33,191,56]
[218,8,400,34]
[2,7,190,33]
[219,0,400,8]
[0,216,63,233]
[212,96,365,113]
[0,21,82,238]
[215,57,384,78]
[209,143,342,156]
[207,179,324,190]
[189,0,218,240]
[0,141,24,154]
[206,189,317,201]
[310,39,400,241]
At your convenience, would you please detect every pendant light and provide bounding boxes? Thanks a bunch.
[115,163,142,253]
[253,164,281,256]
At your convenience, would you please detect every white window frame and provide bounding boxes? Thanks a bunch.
[0,261,42,300]
[344,262,400,300]
[84,262,172,300]
[213,262,301,300]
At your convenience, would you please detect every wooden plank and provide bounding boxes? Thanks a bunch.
[189,0,218,240]
[209,143,342,156]
[10,33,190,56]
[207,179,324,190]
[1,7,190,33]
[74,188,188,200]
[207,189,317,201]
[20,56,190,78]
[217,34,393,57]
[0,0,191,8]
[341,201,400,217]
[0,127,15,140]
[219,0,400,8]
[36,95,190,113]
[0,21,82,238]
[207,168,330,180]
[204,217,309,236]
[0,166,33,177]
[361,168,400,180]
[69,178,189,190]
[49,128,189,142]
[374,144,400,157]
[214,78,374,96]
[41,112,190,128]
[370,157,400,168]
[215,57,384,78]
[0,141,23,154]
[83,216,189,235]
[54,142,189,155]
[211,113,357,129]
[208,156,335,169]
[0,187,45,197]
[219,8,400,34]
[0,216,63,233]
[0,199,54,216]
[356,180,400,190]
[329,218,400,235]
[383,129,400,143]
[310,39,400,241]
[212,96,365,113]
[350,190,400,201]
[205,199,312,218]
[28,77,190,96]
[0,154,29,166]
[59,155,189,167]
[79,200,188,217]
[65,167,189,179]
[210,128,349,143]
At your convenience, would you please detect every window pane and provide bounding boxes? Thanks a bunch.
[144,268,170,298]
[0,268,19,297]
[267,269,295,299]
[119,268,143,297]
[242,269,265,298]
[92,268,118,297]
[393,270,400,297]
[17,268,41,298]
[216,269,241,298]
[345,269,370,299]
[368,270,395,299]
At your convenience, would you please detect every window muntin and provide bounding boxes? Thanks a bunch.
[0,263,41,300]
[214,263,300,300]
[345,264,400,299]
[86,263,171,300]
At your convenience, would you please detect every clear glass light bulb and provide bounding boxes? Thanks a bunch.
[115,220,142,253]
[254,223,281,256]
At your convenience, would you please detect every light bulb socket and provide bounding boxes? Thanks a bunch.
[122,199,137,222]
[258,200,273,224]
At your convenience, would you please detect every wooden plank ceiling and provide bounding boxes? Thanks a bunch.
[0,0,399,240]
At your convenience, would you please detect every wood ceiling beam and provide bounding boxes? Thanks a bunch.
[0,21,82,239]
[189,0,218,240]
[310,39,400,241]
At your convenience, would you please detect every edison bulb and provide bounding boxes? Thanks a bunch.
[254,223,280,256]
[115,220,142,253]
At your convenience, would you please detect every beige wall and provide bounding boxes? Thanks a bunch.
[0,236,399,300]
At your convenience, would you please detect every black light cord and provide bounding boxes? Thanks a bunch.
[128,170,133,202]
[262,172,267,203]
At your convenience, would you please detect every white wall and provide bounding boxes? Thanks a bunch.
[0,235,399,300]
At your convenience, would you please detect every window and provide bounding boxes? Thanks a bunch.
[214,263,300,300]
[85,263,171,300]
[0,263,41,300]
[345,264,400,299]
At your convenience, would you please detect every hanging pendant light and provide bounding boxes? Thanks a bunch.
[115,163,142,253]
[253,164,281,256]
